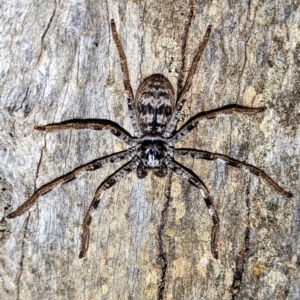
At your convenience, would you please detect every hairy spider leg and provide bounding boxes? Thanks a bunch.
[79,157,139,258]
[169,104,266,145]
[111,19,141,137]
[164,25,212,137]
[174,149,293,197]
[35,119,135,146]
[7,150,134,218]
[165,158,220,259]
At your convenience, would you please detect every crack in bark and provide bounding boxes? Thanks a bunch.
[16,87,30,112]
[236,7,257,102]
[35,142,46,191]
[231,184,251,298]
[139,0,147,82]
[36,1,57,65]
[157,173,172,300]
[177,2,194,96]
[11,125,45,297]
[16,213,30,300]
[0,218,11,243]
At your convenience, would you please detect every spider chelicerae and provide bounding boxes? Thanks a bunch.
[8,19,292,259]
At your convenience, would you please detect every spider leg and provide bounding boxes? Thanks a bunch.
[165,157,219,259]
[169,104,266,145]
[7,149,134,218]
[79,157,139,258]
[111,19,141,137]
[174,149,293,197]
[35,119,136,146]
[164,25,212,137]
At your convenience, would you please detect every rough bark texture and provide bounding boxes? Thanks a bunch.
[1,1,299,299]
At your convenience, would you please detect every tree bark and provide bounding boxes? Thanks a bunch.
[1,0,299,299]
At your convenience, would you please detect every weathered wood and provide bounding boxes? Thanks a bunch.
[1,1,299,299]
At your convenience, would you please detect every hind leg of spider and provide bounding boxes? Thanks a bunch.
[170,105,266,144]
[79,157,139,258]
[174,149,293,197]
[7,150,134,219]
[165,157,220,259]
[164,25,212,137]
[110,19,141,137]
[35,119,135,146]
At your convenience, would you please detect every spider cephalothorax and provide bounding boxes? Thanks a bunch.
[136,138,170,178]
[8,19,292,259]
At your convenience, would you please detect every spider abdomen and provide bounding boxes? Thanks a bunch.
[135,74,175,134]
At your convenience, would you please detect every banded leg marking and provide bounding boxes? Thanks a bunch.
[170,105,266,144]
[7,150,134,219]
[174,149,293,197]
[35,119,135,146]
[111,19,141,137]
[164,25,212,137]
[165,158,219,259]
[79,157,139,258]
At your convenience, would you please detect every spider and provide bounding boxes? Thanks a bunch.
[7,19,292,259]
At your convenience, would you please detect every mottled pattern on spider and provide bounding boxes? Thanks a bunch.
[8,19,293,259]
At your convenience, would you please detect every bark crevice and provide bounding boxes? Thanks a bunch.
[157,173,172,300]
[16,214,30,300]
[231,184,251,297]
[36,1,57,65]
[176,2,194,97]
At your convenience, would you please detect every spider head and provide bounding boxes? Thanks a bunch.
[136,139,168,168]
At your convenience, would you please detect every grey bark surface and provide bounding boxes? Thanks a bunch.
[1,0,299,299]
